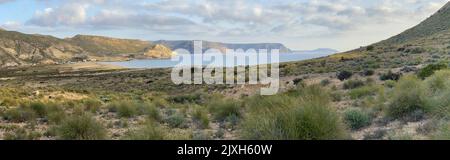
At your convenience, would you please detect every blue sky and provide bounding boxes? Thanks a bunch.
[0,0,448,51]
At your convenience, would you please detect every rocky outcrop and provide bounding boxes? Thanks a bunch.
[143,44,174,58]
[0,30,86,67]
[0,30,174,67]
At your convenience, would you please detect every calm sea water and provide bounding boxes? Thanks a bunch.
[100,53,331,69]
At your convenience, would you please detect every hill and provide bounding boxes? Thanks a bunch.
[154,40,292,54]
[283,2,450,76]
[294,48,338,55]
[0,29,85,67]
[0,31,174,67]
[66,35,154,55]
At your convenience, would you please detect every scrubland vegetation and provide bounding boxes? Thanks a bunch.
[0,61,449,140]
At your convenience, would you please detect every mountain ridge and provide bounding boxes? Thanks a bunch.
[154,40,292,54]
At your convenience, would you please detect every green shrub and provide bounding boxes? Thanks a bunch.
[28,102,48,117]
[3,128,42,140]
[380,71,401,81]
[165,113,186,128]
[55,114,107,140]
[348,85,381,99]
[387,76,428,119]
[3,107,36,123]
[241,85,348,140]
[330,91,343,102]
[122,121,165,140]
[81,98,103,113]
[343,80,365,90]
[209,99,241,121]
[366,46,375,51]
[137,103,161,121]
[337,70,353,81]
[108,101,138,118]
[426,90,450,118]
[384,80,396,88]
[170,93,204,104]
[361,69,375,76]
[344,108,372,130]
[425,69,450,94]
[46,105,66,124]
[418,63,448,79]
[192,107,209,129]
[320,79,331,86]
[432,123,450,140]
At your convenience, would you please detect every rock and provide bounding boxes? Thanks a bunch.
[143,44,174,58]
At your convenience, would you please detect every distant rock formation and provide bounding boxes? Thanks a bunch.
[154,40,292,54]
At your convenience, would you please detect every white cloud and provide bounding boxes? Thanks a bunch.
[16,0,450,51]
[1,21,21,30]
[27,3,88,26]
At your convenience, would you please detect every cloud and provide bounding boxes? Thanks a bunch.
[16,0,450,50]
[1,21,21,30]
[27,3,88,27]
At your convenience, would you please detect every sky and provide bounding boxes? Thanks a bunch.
[0,0,449,51]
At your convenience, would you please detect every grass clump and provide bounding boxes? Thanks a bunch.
[122,121,165,140]
[81,98,103,113]
[387,76,428,119]
[2,107,36,123]
[165,113,187,128]
[343,80,365,90]
[192,106,210,129]
[55,114,107,140]
[344,108,372,130]
[108,101,138,118]
[3,128,42,140]
[209,99,241,121]
[241,85,349,140]
[424,70,450,118]
[348,85,381,99]
[418,63,448,79]
[380,71,401,81]
[424,70,450,94]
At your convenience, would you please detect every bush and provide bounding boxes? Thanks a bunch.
[426,88,450,119]
[3,128,42,140]
[28,102,48,117]
[343,80,365,90]
[418,63,448,79]
[3,107,36,123]
[366,46,375,51]
[55,114,107,140]
[361,69,375,76]
[384,80,396,88]
[380,71,401,81]
[209,99,241,121]
[108,101,138,118]
[137,103,161,121]
[170,93,204,104]
[81,98,103,113]
[320,79,331,86]
[192,107,209,129]
[165,113,186,128]
[344,108,372,130]
[241,85,349,140]
[337,70,353,81]
[424,70,450,94]
[46,105,66,124]
[122,121,165,140]
[348,85,381,99]
[387,76,428,119]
